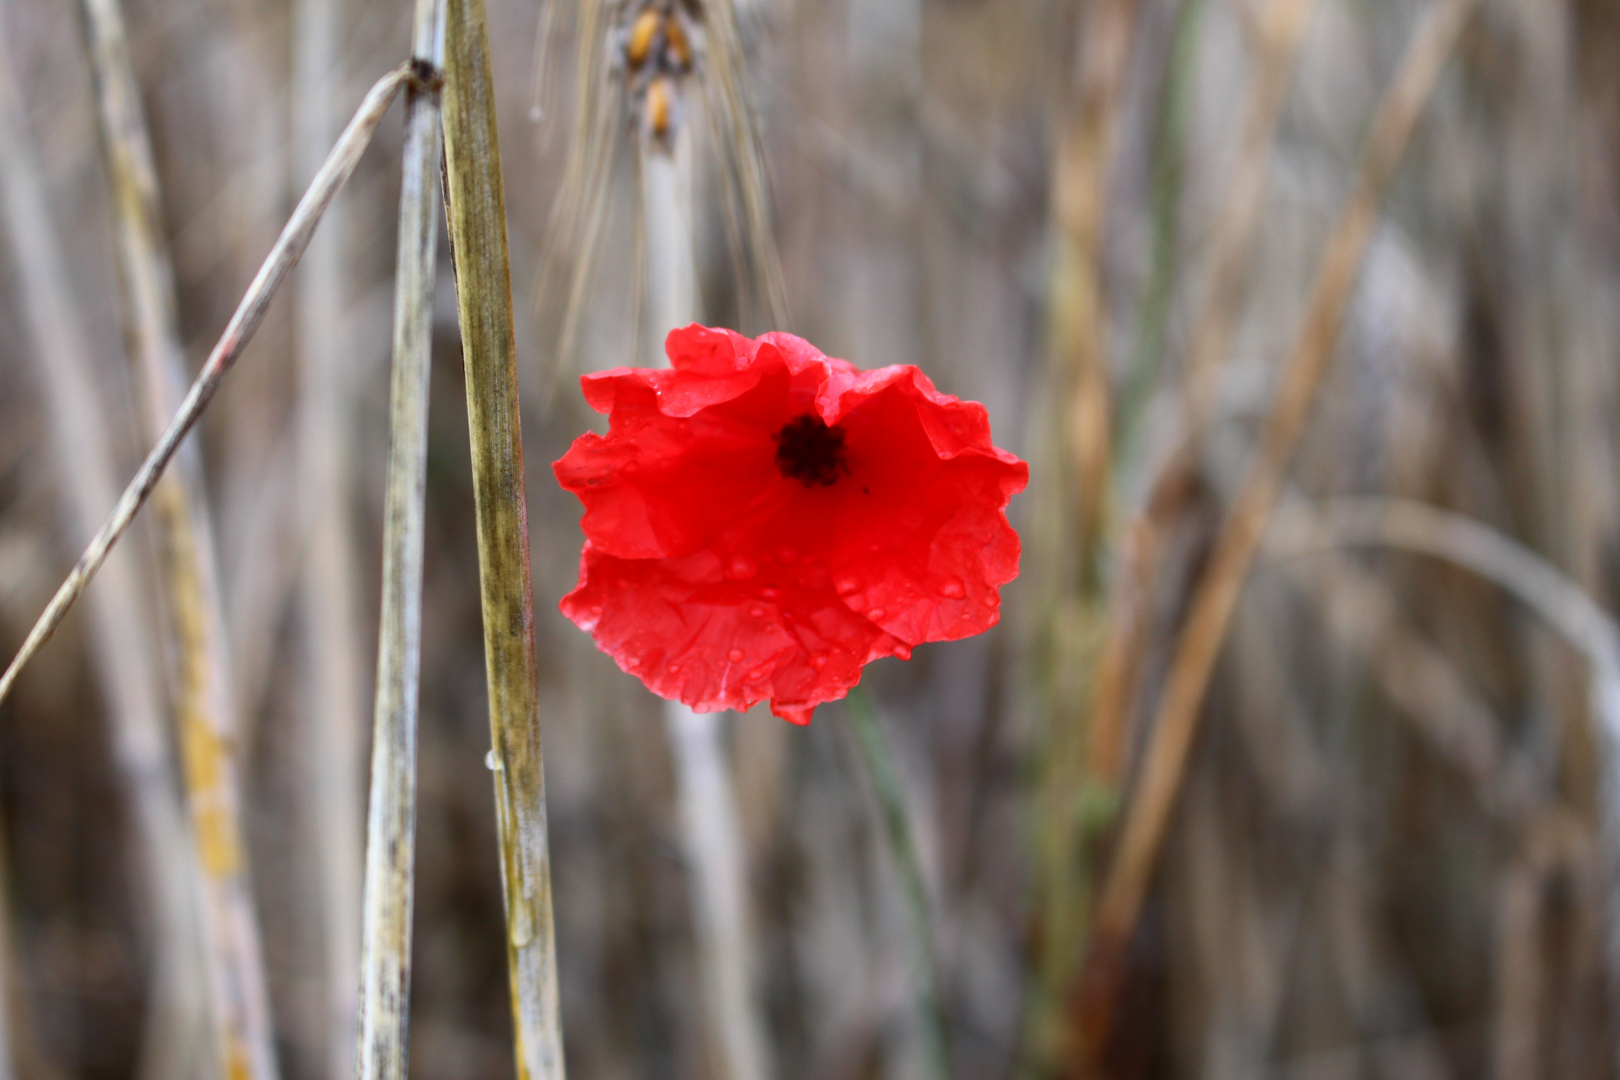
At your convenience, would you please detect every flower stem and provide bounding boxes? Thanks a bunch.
[844,687,951,1080]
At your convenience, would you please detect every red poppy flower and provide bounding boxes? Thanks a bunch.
[554,325,1028,726]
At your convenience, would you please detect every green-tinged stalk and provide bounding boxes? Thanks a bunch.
[77,2,280,1077]
[354,5,445,1080]
[440,3,566,1075]
[1021,0,1142,1068]
[0,26,206,1080]
[291,0,365,1067]
[845,688,951,1080]
[0,64,411,709]
[1117,0,1206,465]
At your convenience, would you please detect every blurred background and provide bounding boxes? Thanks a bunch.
[1,0,1618,1077]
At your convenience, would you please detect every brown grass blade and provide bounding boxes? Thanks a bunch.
[440,0,566,1073]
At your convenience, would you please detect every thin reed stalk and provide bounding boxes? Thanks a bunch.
[0,64,411,709]
[1024,0,1142,1065]
[354,4,445,1079]
[78,2,280,1076]
[0,29,207,1080]
[292,0,365,1066]
[845,689,951,1080]
[1083,0,1480,1023]
[644,127,773,1080]
[440,2,566,1073]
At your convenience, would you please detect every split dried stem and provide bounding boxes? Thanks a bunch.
[0,64,411,710]
[440,1,566,1073]
[354,3,445,1080]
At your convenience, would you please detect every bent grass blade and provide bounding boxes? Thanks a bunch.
[0,64,413,710]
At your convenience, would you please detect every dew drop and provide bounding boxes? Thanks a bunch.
[728,648,745,663]
[589,604,603,616]
[810,653,829,670]
[484,750,502,771]
[666,662,682,675]
[747,666,767,681]
[748,606,766,619]
[509,903,536,947]
[868,607,886,621]
[939,578,965,598]
[760,587,781,600]
[835,577,860,596]
[777,545,798,563]
[893,644,913,660]
[726,554,758,580]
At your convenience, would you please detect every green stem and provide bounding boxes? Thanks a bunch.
[845,687,951,1080]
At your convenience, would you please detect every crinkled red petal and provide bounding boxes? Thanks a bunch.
[555,325,1029,724]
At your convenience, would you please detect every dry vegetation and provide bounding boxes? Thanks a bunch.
[1,0,1618,1077]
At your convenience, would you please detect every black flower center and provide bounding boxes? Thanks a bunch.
[774,415,848,487]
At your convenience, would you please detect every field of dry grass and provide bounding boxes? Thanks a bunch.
[1,0,1618,1077]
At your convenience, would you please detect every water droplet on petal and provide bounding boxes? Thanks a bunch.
[589,604,603,616]
[666,662,682,675]
[835,577,860,596]
[747,666,767,681]
[728,648,744,663]
[810,653,828,670]
[893,644,913,660]
[749,606,767,619]
[726,555,758,580]
[760,587,780,600]
[777,546,797,563]
[940,578,965,598]
[868,607,886,621]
